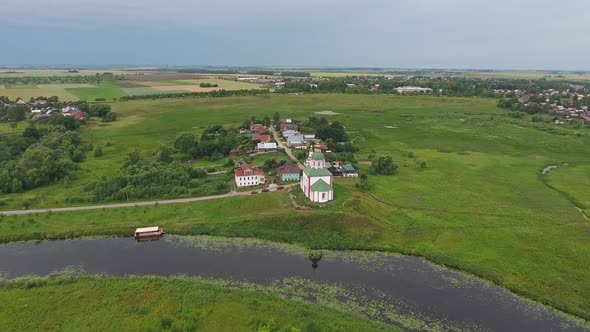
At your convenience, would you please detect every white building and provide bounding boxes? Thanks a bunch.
[256,142,278,152]
[234,163,266,187]
[300,151,334,203]
[395,86,433,93]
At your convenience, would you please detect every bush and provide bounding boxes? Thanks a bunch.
[102,112,117,122]
[160,315,173,329]
[407,151,415,158]
[94,147,103,157]
[369,156,398,175]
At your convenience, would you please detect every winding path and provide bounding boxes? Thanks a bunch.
[0,184,297,216]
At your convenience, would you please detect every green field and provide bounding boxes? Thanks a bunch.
[1,94,590,321]
[121,87,186,96]
[67,84,126,100]
[546,163,590,216]
[0,276,393,331]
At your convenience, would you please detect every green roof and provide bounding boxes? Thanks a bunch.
[311,179,332,192]
[303,167,332,177]
[311,152,325,160]
[343,165,356,171]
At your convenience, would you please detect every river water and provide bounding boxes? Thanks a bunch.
[0,236,586,332]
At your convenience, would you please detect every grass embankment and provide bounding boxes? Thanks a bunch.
[0,276,394,332]
[1,94,590,320]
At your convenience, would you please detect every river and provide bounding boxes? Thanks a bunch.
[0,236,587,332]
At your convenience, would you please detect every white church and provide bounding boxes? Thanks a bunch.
[300,151,334,203]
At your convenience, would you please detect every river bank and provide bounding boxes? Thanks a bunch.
[1,235,587,331]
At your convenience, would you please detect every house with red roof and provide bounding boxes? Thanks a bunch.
[250,124,267,134]
[234,163,266,187]
[252,135,271,143]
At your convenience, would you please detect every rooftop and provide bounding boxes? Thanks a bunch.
[311,151,325,161]
[234,163,265,177]
[311,179,332,192]
[278,163,300,174]
[257,142,277,149]
[303,167,332,177]
[343,165,356,172]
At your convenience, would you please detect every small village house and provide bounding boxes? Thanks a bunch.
[256,142,278,153]
[250,124,267,134]
[252,135,271,143]
[342,164,358,177]
[287,134,306,148]
[282,130,298,138]
[234,163,266,187]
[278,163,301,182]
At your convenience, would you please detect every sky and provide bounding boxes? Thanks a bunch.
[1,0,589,70]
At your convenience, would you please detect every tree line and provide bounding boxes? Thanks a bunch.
[118,89,269,101]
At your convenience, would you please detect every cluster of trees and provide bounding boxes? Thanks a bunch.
[174,126,250,160]
[199,83,219,88]
[119,89,269,101]
[1,105,27,122]
[0,125,86,194]
[80,151,229,202]
[77,103,117,122]
[240,115,271,129]
[369,156,398,175]
[304,117,348,142]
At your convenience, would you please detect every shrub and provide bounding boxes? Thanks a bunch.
[160,315,173,329]
[369,156,398,175]
[94,147,103,157]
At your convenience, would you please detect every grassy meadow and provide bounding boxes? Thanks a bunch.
[1,94,590,320]
[0,276,394,332]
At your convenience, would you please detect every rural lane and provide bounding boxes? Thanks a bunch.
[0,184,297,216]
[270,126,304,169]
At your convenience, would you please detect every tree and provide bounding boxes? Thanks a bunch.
[7,106,26,122]
[356,174,372,191]
[23,126,41,139]
[94,146,103,157]
[370,156,398,175]
[157,146,174,163]
[174,133,197,155]
[273,112,281,124]
[88,104,111,117]
[103,111,117,122]
[239,119,251,129]
[263,115,271,127]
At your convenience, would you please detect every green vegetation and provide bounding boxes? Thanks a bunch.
[1,94,590,320]
[0,276,394,331]
[169,79,265,90]
[545,163,590,216]
[67,84,126,101]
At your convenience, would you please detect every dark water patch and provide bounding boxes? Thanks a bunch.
[0,236,587,332]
